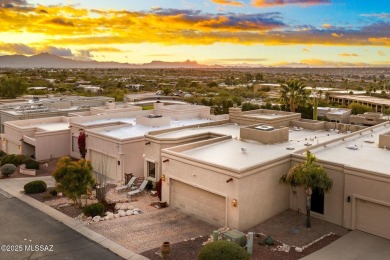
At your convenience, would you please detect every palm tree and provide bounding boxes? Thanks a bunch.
[280,80,307,112]
[279,151,333,228]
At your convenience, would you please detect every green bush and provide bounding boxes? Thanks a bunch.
[1,164,17,177]
[49,188,58,196]
[199,240,250,260]
[1,154,19,166]
[0,150,7,158]
[83,203,105,217]
[145,180,153,190]
[24,159,40,170]
[24,180,47,194]
[16,154,29,165]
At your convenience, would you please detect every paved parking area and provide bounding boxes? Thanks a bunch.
[89,193,217,253]
[301,231,390,260]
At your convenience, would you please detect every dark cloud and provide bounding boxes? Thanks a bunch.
[252,0,331,7]
[44,46,73,56]
[0,0,27,8]
[48,18,75,27]
[0,42,35,54]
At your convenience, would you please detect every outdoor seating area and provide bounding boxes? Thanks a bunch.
[127,180,148,197]
[115,176,137,192]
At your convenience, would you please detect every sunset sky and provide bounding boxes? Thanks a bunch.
[0,0,389,66]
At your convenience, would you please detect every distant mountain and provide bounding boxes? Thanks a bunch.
[0,53,211,69]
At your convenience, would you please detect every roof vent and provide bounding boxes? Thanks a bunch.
[255,125,274,131]
[347,144,358,150]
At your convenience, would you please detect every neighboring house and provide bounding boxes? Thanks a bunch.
[76,85,102,93]
[156,118,390,240]
[125,84,144,90]
[0,96,113,133]
[329,95,390,113]
[325,108,351,123]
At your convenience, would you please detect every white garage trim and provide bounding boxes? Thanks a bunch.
[90,150,117,181]
[169,178,227,227]
[352,195,390,240]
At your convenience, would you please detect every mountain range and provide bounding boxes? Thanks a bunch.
[0,53,213,69]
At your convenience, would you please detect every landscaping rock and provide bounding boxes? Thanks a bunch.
[92,216,101,222]
[87,217,92,220]
[118,210,126,217]
[104,216,110,220]
[114,214,119,218]
[127,205,134,210]
[126,210,133,216]
[295,247,303,252]
[114,204,121,210]
[120,204,128,210]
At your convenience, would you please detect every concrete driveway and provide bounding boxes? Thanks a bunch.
[301,231,390,260]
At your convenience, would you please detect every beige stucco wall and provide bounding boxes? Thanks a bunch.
[34,130,70,160]
[161,148,292,230]
[240,126,289,144]
[290,119,326,131]
[238,159,291,230]
[343,169,390,230]
[290,160,345,226]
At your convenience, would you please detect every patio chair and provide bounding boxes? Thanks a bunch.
[115,177,137,192]
[127,180,148,197]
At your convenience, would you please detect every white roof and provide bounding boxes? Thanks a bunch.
[169,127,342,172]
[91,118,215,139]
[311,124,390,176]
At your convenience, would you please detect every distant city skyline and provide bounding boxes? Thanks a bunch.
[0,0,389,66]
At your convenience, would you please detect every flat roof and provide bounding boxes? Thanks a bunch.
[153,123,240,139]
[92,118,215,139]
[171,127,342,172]
[332,95,390,106]
[82,117,136,126]
[245,114,286,119]
[31,122,69,131]
[311,124,390,176]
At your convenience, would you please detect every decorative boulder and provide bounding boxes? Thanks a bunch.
[92,216,101,222]
[126,210,133,216]
[118,210,126,217]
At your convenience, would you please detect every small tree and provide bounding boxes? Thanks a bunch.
[78,131,87,159]
[279,151,333,228]
[52,157,95,207]
[348,103,372,115]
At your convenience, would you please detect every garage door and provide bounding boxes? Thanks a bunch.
[171,180,226,227]
[356,199,390,239]
[7,141,19,155]
[90,150,117,180]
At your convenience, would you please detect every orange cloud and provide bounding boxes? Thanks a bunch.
[273,59,372,67]
[338,53,359,57]
[211,0,244,6]
[322,23,332,29]
[252,0,331,7]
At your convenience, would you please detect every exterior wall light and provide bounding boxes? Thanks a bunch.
[163,159,169,163]
[161,174,166,182]
[145,141,151,145]
[2,138,6,145]
[347,196,351,203]
[18,145,22,151]
[232,199,238,207]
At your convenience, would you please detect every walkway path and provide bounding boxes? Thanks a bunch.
[0,176,147,260]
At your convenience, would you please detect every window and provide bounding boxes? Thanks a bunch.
[147,161,156,178]
[72,136,78,152]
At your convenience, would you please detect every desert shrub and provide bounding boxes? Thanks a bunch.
[83,202,105,217]
[0,150,7,158]
[1,154,19,166]
[263,236,274,245]
[16,154,29,165]
[145,180,153,190]
[24,180,47,194]
[199,240,250,260]
[49,188,58,196]
[0,164,17,177]
[24,159,40,170]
